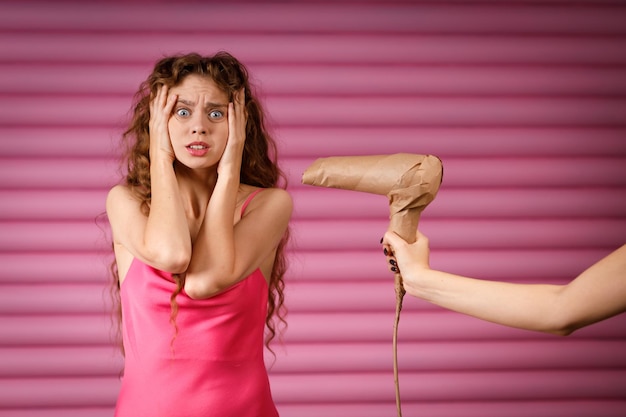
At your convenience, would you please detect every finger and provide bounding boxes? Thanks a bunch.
[228,89,247,137]
[228,101,235,131]
[381,237,393,256]
[236,87,245,105]
[382,230,404,250]
[159,86,172,116]
[381,236,398,273]
[154,84,163,106]
[159,84,168,105]
[382,246,397,274]
[149,86,159,114]
[235,88,247,120]
[150,84,166,115]
[388,255,400,274]
[164,92,177,115]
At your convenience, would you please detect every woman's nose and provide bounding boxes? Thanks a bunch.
[192,126,207,135]
[191,114,208,135]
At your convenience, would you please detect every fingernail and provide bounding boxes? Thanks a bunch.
[380,237,383,244]
[389,259,397,266]
[391,266,398,273]
[383,248,388,256]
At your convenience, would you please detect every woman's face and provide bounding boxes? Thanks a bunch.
[167,74,230,170]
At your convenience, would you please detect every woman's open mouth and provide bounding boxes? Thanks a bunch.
[186,142,209,156]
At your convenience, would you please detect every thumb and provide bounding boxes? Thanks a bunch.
[383,229,408,249]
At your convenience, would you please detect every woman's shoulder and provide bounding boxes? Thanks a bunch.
[242,186,292,216]
[107,183,131,204]
[106,183,143,215]
[260,186,292,206]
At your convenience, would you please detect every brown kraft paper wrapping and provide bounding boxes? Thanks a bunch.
[302,153,443,243]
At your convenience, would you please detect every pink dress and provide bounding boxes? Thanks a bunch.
[115,190,279,417]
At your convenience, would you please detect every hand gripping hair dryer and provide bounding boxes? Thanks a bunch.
[302,153,443,417]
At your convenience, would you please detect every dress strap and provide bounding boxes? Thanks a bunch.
[240,188,264,216]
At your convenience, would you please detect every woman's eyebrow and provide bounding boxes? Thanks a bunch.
[177,98,194,106]
[177,98,227,108]
[206,102,228,109]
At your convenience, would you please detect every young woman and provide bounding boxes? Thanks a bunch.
[106,52,292,417]
[382,230,626,336]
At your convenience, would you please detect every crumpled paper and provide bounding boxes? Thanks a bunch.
[302,153,443,243]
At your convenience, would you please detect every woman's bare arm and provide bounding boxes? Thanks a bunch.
[383,231,626,335]
[106,85,192,275]
[183,89,293,298]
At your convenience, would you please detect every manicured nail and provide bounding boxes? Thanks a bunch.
[383,248,388,256]
[391,266,398,273]
[389,259,397,266]
[380,237,383,244]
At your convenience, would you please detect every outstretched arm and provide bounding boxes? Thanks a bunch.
[383,231,626,335]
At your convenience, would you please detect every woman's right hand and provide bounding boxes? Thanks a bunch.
[149,84,177,163]
[383,230,432,288]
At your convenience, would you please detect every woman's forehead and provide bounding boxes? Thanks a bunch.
[171,74,227,101]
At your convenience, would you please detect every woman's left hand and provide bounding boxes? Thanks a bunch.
[219,88,247,175]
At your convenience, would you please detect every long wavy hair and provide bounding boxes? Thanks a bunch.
[110,51,288,354]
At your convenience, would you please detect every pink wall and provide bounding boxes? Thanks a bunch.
[0,1,625,416]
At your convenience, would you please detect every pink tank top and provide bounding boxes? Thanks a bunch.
[115,189,279,417]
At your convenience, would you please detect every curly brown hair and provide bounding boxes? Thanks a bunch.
[110,51,288,354]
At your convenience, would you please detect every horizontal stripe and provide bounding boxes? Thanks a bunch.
[1,157,625,189]
[0,340,624,376]
[2,127,624,158]
[3,34,626,64]
[2,3,626,34]
[3,95,626,126]
[3,64,626,95]
[1,311,624,346]
[0,248,611,284]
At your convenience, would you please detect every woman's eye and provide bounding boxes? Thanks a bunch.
[209,110,224,119]
[176,108,190,117]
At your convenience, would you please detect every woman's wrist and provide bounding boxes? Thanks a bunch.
[217,162,242,181]
[150,160,175,180]
[150,149,175,166]
[402,265,435,298]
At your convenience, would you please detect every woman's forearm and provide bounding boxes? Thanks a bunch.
[204,170,240,275]
[144,158,192,270]
[140,83,192,272]
[408,269,570,334]
[385,231,626,335]
[183,169,240,298]
[404,245,626,335]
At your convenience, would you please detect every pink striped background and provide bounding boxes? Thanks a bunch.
[0,1,625,416]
